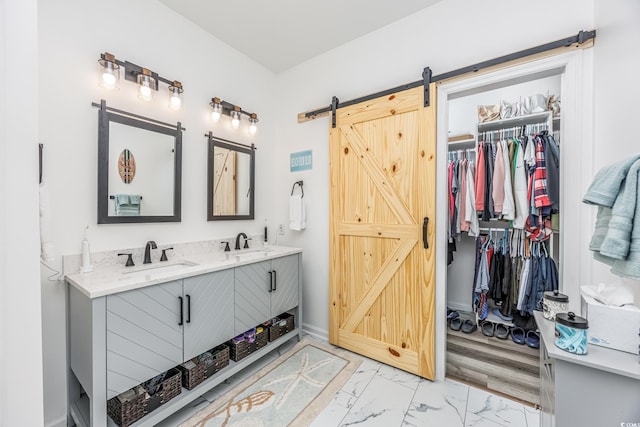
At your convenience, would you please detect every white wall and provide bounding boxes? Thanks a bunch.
[273,0,593,338]
[38,1,278,424]
[1,0,45,426]
[592,0,640,286]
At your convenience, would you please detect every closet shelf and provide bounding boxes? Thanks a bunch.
[478,111,552,132]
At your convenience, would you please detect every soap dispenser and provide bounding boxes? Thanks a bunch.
[80,226,94,273]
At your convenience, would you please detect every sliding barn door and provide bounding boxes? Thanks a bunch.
[329,85,436,379]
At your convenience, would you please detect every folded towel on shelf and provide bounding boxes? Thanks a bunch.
[114,194,141,216]
[289,194,306,231]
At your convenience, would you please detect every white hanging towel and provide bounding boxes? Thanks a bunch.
[289,194,306,231]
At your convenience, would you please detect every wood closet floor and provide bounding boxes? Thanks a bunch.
[446,327,540,406]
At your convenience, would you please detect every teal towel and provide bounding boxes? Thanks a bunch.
[583,154,640,207]
[114,194,141,216]
[584,155,640,280]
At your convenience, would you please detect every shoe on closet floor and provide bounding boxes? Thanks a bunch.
[446,308,460,320]
[511,327,525,345]
[449,318,463,331]
[495,323,510,339]
[525,330,540,349]
[481,321,494,337]
[491,307,513,321]
[461,319,477,334]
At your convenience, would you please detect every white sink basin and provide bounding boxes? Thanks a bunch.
[121,261,198,279]
[234,249,272,261]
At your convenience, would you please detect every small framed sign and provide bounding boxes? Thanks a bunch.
[290,150,312,172]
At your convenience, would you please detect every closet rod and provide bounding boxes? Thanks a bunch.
[299,29,595,124]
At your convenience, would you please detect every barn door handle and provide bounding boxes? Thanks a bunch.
[423,217,429,249]
[186,294,191,324]
[178,296,184,326]
[268,271,273,292]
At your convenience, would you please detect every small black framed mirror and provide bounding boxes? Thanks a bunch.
[207,133,255,221]
[96,100,183,223]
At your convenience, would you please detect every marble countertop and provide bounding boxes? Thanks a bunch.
[66,245,302,299]
[534,311,640,380]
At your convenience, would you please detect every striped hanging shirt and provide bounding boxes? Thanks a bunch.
[533,136,552,208]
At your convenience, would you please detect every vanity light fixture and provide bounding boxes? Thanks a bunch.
[210,97,222,122]
[248,113,259,135]
[98,52,120,90]
[231,106,241,129]
[97,52,184,109]
[209,97,259,135]
[137,68,156,102]
[168,81,183,110]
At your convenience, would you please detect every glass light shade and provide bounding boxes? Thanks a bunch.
[211,102,222,122]
[168,84,183,110]
[231,110,241,129]
[137,73,156,102]
[248,114,258,136]
[98,58,120,90]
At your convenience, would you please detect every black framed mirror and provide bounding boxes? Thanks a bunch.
[207,133,255,221]
[96,100,183,223]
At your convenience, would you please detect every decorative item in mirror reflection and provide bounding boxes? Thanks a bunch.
[207,132,255,221]
[95,100,184,224]
[118,148,136,184]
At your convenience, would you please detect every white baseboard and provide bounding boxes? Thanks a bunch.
[301,323,328,341]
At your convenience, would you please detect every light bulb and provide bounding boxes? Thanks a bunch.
[231,107,241,129]
[169,95,182,109]
[249,123,257,135]
[139,83,152,101]
[231,116,240,129]
[211,110,221,122]
[102,72,117,90]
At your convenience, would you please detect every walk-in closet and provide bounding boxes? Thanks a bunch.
[444,71,563,406]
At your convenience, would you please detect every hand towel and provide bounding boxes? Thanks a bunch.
[289,194,306,231]
[114,194,141,216]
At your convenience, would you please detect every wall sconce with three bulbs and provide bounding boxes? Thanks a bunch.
[98,52,184,110]
[210,97,259,135]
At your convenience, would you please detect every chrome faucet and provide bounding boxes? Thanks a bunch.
[235,233,249,250]
[143,240,157,264]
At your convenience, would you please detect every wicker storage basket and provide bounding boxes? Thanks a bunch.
[107,368,182,426]
[178,344,230,390]
[267,313,295,342]
[229,326,268,362]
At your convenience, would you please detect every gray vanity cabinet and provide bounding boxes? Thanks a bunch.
[234,254,299,334]
[67,250,302,427]
[106,280,184,399]
[182,269,234,361]
[104,269,234,399]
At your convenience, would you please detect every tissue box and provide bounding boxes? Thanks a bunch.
[581,294,640,354]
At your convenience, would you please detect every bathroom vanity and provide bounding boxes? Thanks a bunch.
[66,245,302,427]
[534,311,640,427]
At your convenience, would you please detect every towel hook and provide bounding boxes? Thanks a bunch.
[291,180,304,198]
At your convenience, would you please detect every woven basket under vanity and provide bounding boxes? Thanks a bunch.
[229,326,268,362]
[267,313,295,342]
[178,344,230,390]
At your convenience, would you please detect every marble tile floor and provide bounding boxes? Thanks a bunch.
[157,335,539,427]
